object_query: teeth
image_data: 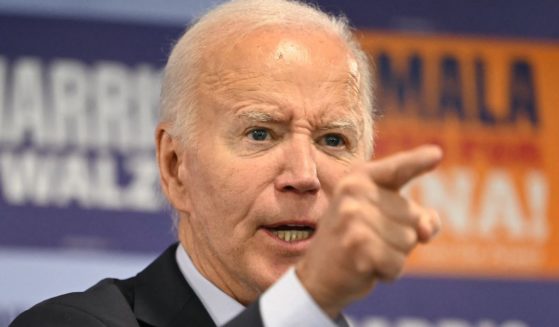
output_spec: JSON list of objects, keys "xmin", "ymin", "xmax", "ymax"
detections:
[{"xmin": 271, "ymin": 230, "xmax": 312, "ymax": 242}]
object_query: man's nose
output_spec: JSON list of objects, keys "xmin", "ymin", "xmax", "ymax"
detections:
[{"xmin": 275, "ymin": 137, "xmax": 320, "ymax": 194}]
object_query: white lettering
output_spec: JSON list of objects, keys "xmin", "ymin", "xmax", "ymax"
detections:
[
  {"xmin": 0, "ymin": 56, "xmax": 161, "ymax": 152},
  {"xmin": 417, "ymin": 168, "xmax": 473, "ymax": 235},
  {"xmin": 94, "ymin": 62, "xmax": 131, "ymax": 151},
  {"xmin": 350, "ymin": 316, "xmax": 530, "ymax": 327},
  {"xmin": 360, "ymin": 317, "xmax": 390, "ymax": 327},
  {"xmin": 129, "ymin": 65, "xmax": 160, "ymax": 150},
  {"xmin": 525, "ymin": 170, "xmax": 549, "ymax": 242},
  {"xmin": 438, "ymin": 319, "xmax": 471, "ymax": 327},
  {"xmin": 123, "ymin": 154, "xmax": 159, "ymax": 211},
  {"xmin": 91, "ymin": 150, "xmax": 122, "ymax": 209},
  {"xmin": 0, "ymin": 150, "xmax": 161, "ymax": 212},
  {"xmin": 412, "ymin": 168, "xmax": 548, "ymax": 242},
  {"xmin": 55, "ymin": 152, "xmax": 91, "ymax": 207},
  {"xmin": 478, "ymin": 170, "xmax": 524, "ymax": 239},
  {"xmin": 50, "ymin": 59, "xmax": 90, "ymax": 148},
  {"xmin": 477, "ymin": 320, "xmax": 498, "ymax": 327},
  {"xmin": 0, "ymin": 56, "xmax": 164, "ymax": 215},
  {"xmin": 501, "ymin": 321, "xmax": 528, "ymax": 327},
  {"xmin": 397, "ymin": 318, "xmax": 432, "ymax": 327},
  {"xmin": 0, "ymin": 151, "xmax": 55, "ymax": 205},
  {"xmin": 6, "ymin": 58, "xmax": 49, "ymax": 147}
]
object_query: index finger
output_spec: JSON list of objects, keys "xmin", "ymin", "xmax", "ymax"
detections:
[{"xmin": 367, "ymin": 145, "xmax": 443, "ymax": 190}]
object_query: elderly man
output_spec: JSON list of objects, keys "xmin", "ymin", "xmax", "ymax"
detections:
[{"xmin": 11, "ymin": 0, "xmax": 442, "ymax": 326}]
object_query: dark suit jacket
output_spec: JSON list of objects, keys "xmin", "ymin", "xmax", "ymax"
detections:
[{"xmin": 10, "ymin": 244, "xmax": 263, "ymax": 327}]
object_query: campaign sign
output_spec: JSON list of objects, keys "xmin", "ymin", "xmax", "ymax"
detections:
[
  {"xmin": 0, "ymin": 14, "xmax": 179, "ymax": 253},
  {"xmin": 357, "ymin": 31, "xmax": 559, "ymax": 279}
]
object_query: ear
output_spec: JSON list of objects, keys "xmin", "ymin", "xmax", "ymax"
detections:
[{"xmin": 155, "ymin": 123, "xmax": 191, "ymax": 213}]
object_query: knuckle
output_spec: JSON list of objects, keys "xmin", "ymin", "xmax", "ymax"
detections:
[
  {"xmin": 403, "ymin": 229, "xmax": 418, "ymax": 251},
  {"xmin": 404, "ymin": 228, "xmax": 417, "ymax": 250},
  {"xmin": 338, "ymin": 198, "xmax": 363, "ymax": 221},
  {"xmin": 384, "ymin": 163, "xmax": 400, "ymax": 183},
  {"xmin": 341, "ymin": 223, "xmax": 370, "ymax": 251},
  {"xmin": 335, "ymin": 179, "xmax": 355, "ymax": 196},
  {"xmin": 352, "ymin": 238, "xmax": 377, "ymax": 274},
  {"xmin": 335, "ymin": 174, "xmax": 368, "ymax": 197},
  {"xmin": 393, "ymin": 167, "xmax": 408, "ymax": 187},
  {"xmin": 355, "ymin": 256, "xmax": 374, "ymax": 275},
  {"xmin": 377, "ymin": 252, "xmax": 405, "ymax": 281}
]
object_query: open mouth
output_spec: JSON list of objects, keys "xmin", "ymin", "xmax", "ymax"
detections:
[{"xmin": 263, "ymin": 223, "xmax": 316, "ymax": 242}]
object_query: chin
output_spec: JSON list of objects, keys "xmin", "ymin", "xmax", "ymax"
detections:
[{"xmin": 252, "ymin": 257, "xmax": 297, "ymax": 291}]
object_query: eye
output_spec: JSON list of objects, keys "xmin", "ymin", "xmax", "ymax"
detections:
[
  {"xmin": 247, "ymin": 128, "xmax": 270, "ymax": 141},
  {"xmin": 320, "ymin": 133, "xmax": 346, "ymax": 147}
]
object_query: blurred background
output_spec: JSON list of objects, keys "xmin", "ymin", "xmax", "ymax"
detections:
[{"xmin": 1, "ymin": 0, "xmax": 558, "ymax": 326}]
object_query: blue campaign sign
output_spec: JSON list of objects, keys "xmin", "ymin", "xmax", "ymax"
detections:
[{"xmin": 0, "ymin": 14, "xmax": 179, "ymax": 252}]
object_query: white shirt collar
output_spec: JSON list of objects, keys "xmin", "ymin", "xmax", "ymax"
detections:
[{"xmin": 175, "ymin": 244, "xmax": 245, "ymax": 326}]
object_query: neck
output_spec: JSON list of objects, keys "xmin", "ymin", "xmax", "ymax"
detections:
[{"xmin": 177, "ymin": 217, "xmax": 260, "ymax": 305}]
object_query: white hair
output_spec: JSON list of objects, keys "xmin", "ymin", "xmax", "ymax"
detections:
[{"xmin": 159, "ymin": 0, "xmax": 375, "ymax": 155}]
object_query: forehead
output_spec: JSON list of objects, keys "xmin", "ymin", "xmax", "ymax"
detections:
[
  {"xmin": 214, "ymin": 26, "xmax": 359, "ymax": 83},
  {"xmin": 225, "ymin": 26, "xmax": 353, "ymax": 67},
  {"xmin": 197, "ymin": 25, "xmax": 363, "ymax": 123}
]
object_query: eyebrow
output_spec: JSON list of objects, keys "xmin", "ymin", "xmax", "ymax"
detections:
[
  {"xmin": 237, "ymin": 111, "xmax": 279, "ymax": 123},
  {"xmin": 320, "ymin": 118, "xmax": 358, "ymax": 131},
  {"xmin": 237, "ymin": 110, "xmax": 359, "ymax": 131}
]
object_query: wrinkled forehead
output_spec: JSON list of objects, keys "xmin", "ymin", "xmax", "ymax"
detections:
[
  {"xmin": 203, "ymin": 25, "xmax": 360, "ymax": 84},
  {"xmin": 192, "ymin": 25, "xmax": 365, "ymax": 133},
  {"xmin": 193, "ymin": 25, "xmax": 367, "ymax": 148}
]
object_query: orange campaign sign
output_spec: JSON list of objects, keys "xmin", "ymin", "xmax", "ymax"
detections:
[{"xmin": 357, "ymin": 31, "xmax": 559, "ymax": 279}]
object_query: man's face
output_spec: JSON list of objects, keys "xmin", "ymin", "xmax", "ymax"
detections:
[{"xmin": 175, "ymin": 27, "xmax": 368, "ymax": 303}]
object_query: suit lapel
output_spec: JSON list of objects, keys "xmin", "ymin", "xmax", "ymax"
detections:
[{"xmin": 132, "ymin": 244, "xmax": 216, "ymax": 327}]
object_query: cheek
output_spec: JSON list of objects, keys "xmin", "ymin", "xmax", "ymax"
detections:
[
  {"xmin": 187, "ymin": 153, "xmax": 278, "ymax": 224},
  {"xmin": 219, "ymin": 160, "xmax": 276, "ymax": 202},
  {"xmin": 316, "ymin": 155, "xmax": 354, "ymax": 195}
]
